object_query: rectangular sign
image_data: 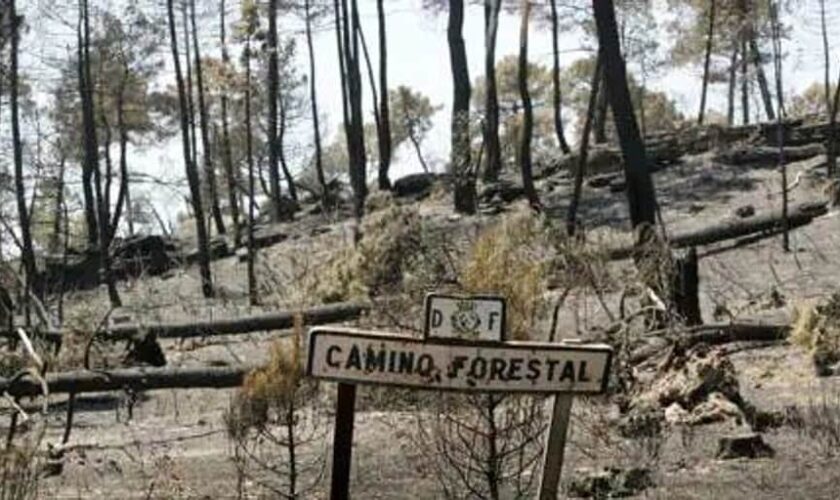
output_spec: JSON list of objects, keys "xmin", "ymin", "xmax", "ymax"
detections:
[
  {"xmin": 424, "ymin": 294, "xmax": 506, "ymax": 341},
  {"xmin": 307, "ymin": 328, "xmax": 612, "ymax": 394}
]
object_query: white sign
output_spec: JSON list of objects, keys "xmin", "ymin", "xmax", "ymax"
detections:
[
  {"xmin": 424, "ymin": 294, "xmax": 506, "ymax": 341},
  {"xmin": 307, "ymin": 328, "xmax": 612, "ymax": 394}
]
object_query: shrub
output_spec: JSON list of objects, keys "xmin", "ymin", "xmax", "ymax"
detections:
[
  {"xmin": 791, "ymin": 294, "xmax": 840, "ymax": 375},
  {"xmin": 460, "ymin": 212, "xmax": 550, "ymax": 340}
]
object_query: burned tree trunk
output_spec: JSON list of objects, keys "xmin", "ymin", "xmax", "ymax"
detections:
[
  {"xmin": 304, "ymin": 0, "xmax": 328, "ymax": 202},
  {"xmin": 593, "ymin": 0, "xmax": 657, "ymax": 229},
  {"xmin": 550, "ymin": 0, "xmax": 571, "ymax": 154},
  {"xmin": 727, "ymin": 44, "xmax": 738, "ymax": 126},
  {"xmin": 220, "ymin": 0, "xmax": 241, "ymax": 246},
  {"xmin": 191, "ymin": 0, "xmax": 226, "ymax": 234},
  {"xmin": 483, "ymin": 0, "xmax": 503, "ymax": 182},
  {"xmin": 167, "ymin": 0, "xmax": 214, "ymax": 298},
  {"xmin": 698, "ymin": 0, "xmax": 717, "ymax": 125},
  {"xmin": 376, "ymin": 0, "xmax": 393, "ymax": 191},
  {"xmin": 267, "ymin": 0, "xmax": 284, "ymax": 220},
  {"xmin": 517, "ymin": 0, "xmax": 539, "ymax": 210},
  {"xmin": 448, "ymin": 0, "xmax": 475, "ymax": 214}
]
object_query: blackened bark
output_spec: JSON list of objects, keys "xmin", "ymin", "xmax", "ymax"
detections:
[
  {"xmin": 594, "ymin": 70, "xmax": 609, "ymax": 144},
  {"xmin": 376, "ymin": 0, "xmax": 392, "ymax": 190},
  {"xmin": 10, "ymin": 1, "xmax": 36, "ymax": 294},
  {"xmin": 109, "ymin": 63, "xmax": 131, "ymax": 241},
  {"xmin": 278, "ymin": 97, "xmax": 296, "ymax": 205},
  {"xmin": 483, "ymin": 0, "xmax": 503, "ymax": 182},
  {"xmin": 305, "ymin": 0, "xmax": 328, "ymax": 200},
  {"xmin": 517, "ymin": 1, "xmax": 539, "ymax": 210},
  {"xmin": 567, "ymin": 52, "xmax": 603, "ymax": 236},
  {"xmin": 698, "ymin": 0, "xmax": 716, "ymax": 125},
  {"xmin": 245, "ymin": 37, "xmax": 257, "ymax": 306},
  {"xmin": 748, "ymin": 36, "xmax": 775, "ymax": 121},
  {"xmin": 267, "ymin": 0, "xmax": 284, "ymax": 220},
  {"xmin": 167, "ymin": 0, "xmax": 214, "ymax": 298},
  {"xmin": 219, "ymin": 0, "xmax": 240, "ymax": 246},
  {"xmin": 191, "ymin": 0, "xmax": 226, "ymax": 234},
  {"xmin": 741, "ymin": 37, "xmax": 749, "ymax": 125},
  {"xmin": 448, "ymin": 0, "xmax": 475, "ymax": 214},
  {"xmin": 549, "ymin": 0, "xmax": 571, "ymax": 154},
  {"xmin": 76, "ymin": 3, "xmax": 98, "ymax": 248},
  {"xmin": 593, "ymin": 0, "xmax": 657, "ymax": 228},
  {"xmin": 727, "ymin": 44, "xmax": 738, "ymax": 126},
  {"xmin": 50, "ymin": 156, "xmax": 67, "ymax": 254},
  {"xmin": 345, "ymin": 0, "xmax": 367, "ymax": 219}
]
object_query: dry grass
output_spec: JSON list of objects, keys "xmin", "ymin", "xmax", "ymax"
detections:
[
  {"xmin": 0, "ymin": 445, "xmax": 41, "ymax": 500},
  {"xmin": 460, "ymin": 212, "xmax": 550, "ymax": 341},
  {"xmin": 791, "ymin": 294, "xmax": 840, "ymax": 375}
]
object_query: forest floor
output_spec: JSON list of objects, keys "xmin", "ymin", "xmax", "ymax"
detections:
[{"xmin": 17, "ymin": 144, "xmax": 840, "ymax": 498}]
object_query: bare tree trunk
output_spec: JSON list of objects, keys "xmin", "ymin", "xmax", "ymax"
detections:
[
  {"xmin": 219, "ymin": 0, "xmax": 240, "ymax": 246},
  {"xmin": 698, "ymin": 0, "xmax": 717, "ymax": 125},
  {"xmin": 79, "ymin": 0, "xmax": 120, "ymax": 307},
  {"xmin": 449, "ymin": 0, "xmax": 475, "ymax": 214},
  {"xmin": 167, "ymin": 0, "xmax": 214, "ymax": 298},
  {"xmin": 517, "ymin": 0, "xmax": 539, "ymax": 210},
  {"xmin": 109, "ymin": 63, "xmax": 131, "ymax": 240},
  {"xmin": 741, "ymin": 36, "xmax": 750, "ymax": 125},
  {"xmin": 549, "ymin": 0, "xmax": 571, "ymax": 154},
  {"xmin": 821, "ymin": 0, "xmax": 831, "ymax": 114},
  {"xmin": 727, "ymin": 44, "xmax": 738, "ymax": 126},
  {"xmin": 593, "ymin": 0, "xmax": 657, "ymax": 228},
  {"xmin": 76, "ymin": 2, "xmax": 98, "ymax": 249},
  {"xmin": 345, "ymin": 0, "xmax": 367, "ymax": 219},
  {"xmin": 191, "ymin": 0, "xmax": 226, "ymax": 234},
  {"xmin": 594, "ymin": 70, "xmax": 609, "ymax": 144},
  {"xmin": 376, "ymin": 0, "xmax": 392, "ymax": 190},
  {"xmin": 278, "ymin": 96, "xmax": 296, "ymax": 205},
  {"xmin": 567, "ymin": 52, "xmax": 603, "ymax": 236},
  {"xmin": 483, "ymin": 0, "xmax": 503, "ymax": 182},
  {"xmin": 304, "ymin": 0, "xmax": 328, "ymax": 201},
  {"xmin": 50, "ymin": 155, "xmax": 67, "ymax": 254},
  {"xmin": 244, "ymin": 36, "xmax": 258, "ymax": 306},
  {"xmin": 267, "ymin": 0, "xmax": 284, "ymax": 220},
  {"xmin": 769, "ymin": 0, "xmax": 788, "ymax": 251},
  {"xmin": 181, "ymin": 2, "xmax": 199, "ymax": 219},
  {"xmin": 748, "ymin": 36, "xmax": 776, "ymax": 121},
  {"xmin": 10, "ymin": 0, "xmax": 36, "ymax": 298}
]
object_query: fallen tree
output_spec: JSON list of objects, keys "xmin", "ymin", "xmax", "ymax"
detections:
[
  {"xmin": 5, "ymin": 301, "xmax": 369, "ymax": 344},
  {"xmin": 0, "ymin": 364, "xmax": 257, "ymax": 398},
  {"xmin": 608, "ymin": 201, "xmax": 828, "ymax": 260}
]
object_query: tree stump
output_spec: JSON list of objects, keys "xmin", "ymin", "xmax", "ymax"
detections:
[
  {"xmin": 671, "ymin": 247, "xmax": 702, "ymax": 326},
  {"xmin": 716, "ymin": 433, "xmax": 774, "ymax": 459}
]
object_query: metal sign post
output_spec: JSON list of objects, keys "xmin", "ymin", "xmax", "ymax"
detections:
[{"xmin": 308, "ymin": 295, "xmax": 612, "ymax": 499}]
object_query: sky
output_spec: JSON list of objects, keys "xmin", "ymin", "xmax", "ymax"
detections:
[{"xmin": 13, "ymin": 0, "xmax": 840, "ymax": 234}]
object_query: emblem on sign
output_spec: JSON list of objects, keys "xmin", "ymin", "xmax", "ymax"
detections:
[
  {"xmin": 424, "ymin": 294, "xmax": 506, "ymax": 342},
  {"xmin": 451, "ymin": 300, "xmax": 482, "ymax": 336}
]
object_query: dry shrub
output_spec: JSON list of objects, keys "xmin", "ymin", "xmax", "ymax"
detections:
[
  {"xmin": 0, "ymin": 445, "xmax": 41, "ymax": 500},
  {"xmin": 791, "ymin": 294, "xmax": 840, "ymax": 375},
  {"xmin": 226, "ymin": 316, "xmax": 327, "ymax": 498},
  {"xmin": 314, "ymin": 205, "xmax": 423, "ymax": 303},
  {"xmin": 460, "ymin": 212, "xmax": 550, "ymax": 340}
]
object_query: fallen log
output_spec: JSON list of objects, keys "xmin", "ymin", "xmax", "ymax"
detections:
[
  {"xmin": 0, "ymin": 365, "xmax": 257, "ymax": 398},
  {"xmin": 4, "ymin": 301, "xmax": 369, "ymax": 344},
  {"xmin": 630, "ymin": 322, "xmax": 790, "ymax": 363},
  {"xmin": 608, "ymin": 201, "xmax": 827, "ymax": 260},
  {"xmin": 714, "ymin": 143, "xmax": 825, "ymax": 167}
]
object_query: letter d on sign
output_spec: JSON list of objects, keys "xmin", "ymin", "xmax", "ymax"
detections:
[{"xmin": 431, "ymin": 309, "xmax": 443, "ymax": 328}]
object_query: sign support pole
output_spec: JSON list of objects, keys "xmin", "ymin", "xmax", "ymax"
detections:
[
  {"xmin": 537, "ymin": 394, "xmax": 574, "ymax": 500},
  {"xmin": 330, "ymin": 383, "xmax": 357, "ymax": 500}
]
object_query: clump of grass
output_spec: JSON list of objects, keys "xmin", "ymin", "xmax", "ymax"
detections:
[
  {"xmin": 0, "ymin": 445, "xmax": 41, "ymax": 500},
  {"xmin": 460, "ymin": 212, "xmax": 550, "ymax": 341},
  {"xmin": 314, "ymin": 205, "xmax": 423, "ymax": 303},
  {"xmin": 227, "ymin": 319, "xmax": 305, "ymax": 439},
  {"xmin": 791, "ymin": 294, "xmax": 840, "ymax": 376},
  {"xmin": 787, "ymin": 390, "xmax": 840, "ymax": 457}
]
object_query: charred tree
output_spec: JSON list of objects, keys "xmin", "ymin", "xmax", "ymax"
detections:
[
  {"xmin": 448, "ymin": 0, "xmax": 475, "ymax": 214},
  {"xmin": 220, "ymin": 0, "xmax": 241, "ymax": 246},
  {"xmin": 727, "ymin": 44, "xmax": 738, "ymax": 126},
  {"xmin": 167, "ymin": 0, "xmax": 214, "ymax": 298},
  {"xmin": 483, "ymin": 0, "xmax": 503, "ymax": 182},
  {"xmin": 76, "ymin": 2, "xmax": 98, "ymax": 249},
  {"xmin": 549, "ymin": 0, "xmax": 571, "ymax": 154},
  {"xmin": 376, "ymin": 0, "xmax": 393, "ymax": 190},
  {"xmin": 592, "ymin": 0, "xmax": 657, "ymax": 229},
  {"xmin": 304, "ymin": 0, "xmax": 328, "ymax": 203},
  {"xmin": 698, "ymin": 0, "xmax": 717, "ymax": 125},
  {"xmin": 517, "ymin": 1, "xmax": 539, "ymax": 210},
  {"xmin": 245, "ymin": 36, "xmax": 257, "ymax": 306},
  {"xmin": 267, "ymin": 0, "xmax": 285, "ymax": 220},
  {"xmin": 191, "ymin": 0, "xmax": 226, "ymax": 234},
  {"xmin": 10, "ymin": 0, "xmax": 36, "ymax": 298}
]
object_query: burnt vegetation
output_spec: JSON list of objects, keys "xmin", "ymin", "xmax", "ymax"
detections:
[{"xmin": 0, "ymin": 0, "xmax": 839, "ymax": 498}]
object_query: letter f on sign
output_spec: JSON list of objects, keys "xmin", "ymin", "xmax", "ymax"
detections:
[{"xmin": 488, "ymin": 311, "xmax": 500, "ymax": 332}]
